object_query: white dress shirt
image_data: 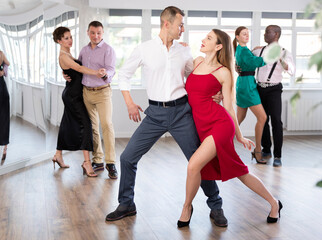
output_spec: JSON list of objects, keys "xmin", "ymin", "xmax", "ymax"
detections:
[
  {"xmin": 253, "ymin": 46, "xmax": 295, "ymax": 83},
  {"xmin": 118, "ymin": 37, "xmax": 193, "ymax": 101}
]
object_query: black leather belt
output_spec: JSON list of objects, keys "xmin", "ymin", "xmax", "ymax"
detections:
[
  {"xmin": 149, "ymin": 95, "xmax": 188, "ymax": 107},
  {"xmin": 240, "ymin": 71, "xmax": 255, "ymax": 76}
]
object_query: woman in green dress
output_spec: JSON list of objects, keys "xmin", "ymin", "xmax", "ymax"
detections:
[{"xmin": 233, "ymin": 26, "xmax": 267, "ymax": 164}]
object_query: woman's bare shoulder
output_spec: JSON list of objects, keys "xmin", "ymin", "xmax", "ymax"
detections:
[{"xmin": 193, "ymin": 56, "xmax": 204, "ymax": 66}]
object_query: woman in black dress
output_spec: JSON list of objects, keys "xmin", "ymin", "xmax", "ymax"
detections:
[
  {"xmin": 53, "ymin": 27, "xmax": 106, "ymax": 177},
  {"xmin": 0, "ymin": 50, "xmax": 10, "ymax": 161}
]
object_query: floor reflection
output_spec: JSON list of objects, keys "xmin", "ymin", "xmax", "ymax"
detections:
[{"xmin": 0, "ymin": 116, "xmax": 46, "ymax": 165}]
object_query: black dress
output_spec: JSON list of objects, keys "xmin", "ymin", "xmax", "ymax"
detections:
[
  {"xmin": 0, "ymin": 62, "xmax": 9, "ymax": 146},
  {"xmin": 57, "ymin": 60, "xmax": 93, "ymax": 151}
]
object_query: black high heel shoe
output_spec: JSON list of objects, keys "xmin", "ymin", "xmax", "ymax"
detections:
[
  {"xmin": 251, "ymin": 151, "xmax": 267, "ymax": 164},
  {"xmin": 267, "ymin": 200, "xmax": 283, "ymax": 223},
  {"xmin": 177, "ymin": 205, "xmax": 193, "ymax": 228},
  {"xmin": 1, "ymin": 146, "xmax": 7, "ymax": 161}
]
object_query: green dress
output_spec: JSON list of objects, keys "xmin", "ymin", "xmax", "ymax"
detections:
[{"xmin": 235, "ymin": 45, "xmax": 265, "ymax": 108}]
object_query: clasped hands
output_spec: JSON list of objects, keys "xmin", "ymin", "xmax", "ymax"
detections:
[
  {"xmin": 63, "ymin": 68, "xmax": 107, "ymax": 82},
  {"xmin": 97, "ymin": 68, "xmax": 107, "ymax": 79}
]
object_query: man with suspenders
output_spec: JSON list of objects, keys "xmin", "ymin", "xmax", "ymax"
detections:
[{"xmin": 253, "ymin": 25, "xmax": 295, "ymax": 167}]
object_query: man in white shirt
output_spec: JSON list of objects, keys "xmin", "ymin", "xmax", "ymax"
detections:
[
  {"xmin": 106, "ymin": 6, "xmax": 227, "ymax": 227},
  {"xmin": 253, "ymin": 25, "xmax": 295, "ymax": 167}
]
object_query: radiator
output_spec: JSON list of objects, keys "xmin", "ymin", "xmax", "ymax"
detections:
[{"xmin": 287, "ymin": 99, "xmax": 322, "ymax": 131}]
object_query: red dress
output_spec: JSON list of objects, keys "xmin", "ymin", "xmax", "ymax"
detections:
[{"xmin": 186, "ymin": 65, "xmax": 249, "ymax": 181}]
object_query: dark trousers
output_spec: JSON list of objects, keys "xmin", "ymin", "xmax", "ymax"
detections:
[
  {"xmin": 257, "ymin": 83, "xmax": 283, "ymax": 158},
  {"xmin": 118, "ymin": 102, "xmax": 223, "ymax": 210}
]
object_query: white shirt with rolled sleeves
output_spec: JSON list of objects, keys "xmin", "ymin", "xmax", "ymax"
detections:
[
  {"xmin": 253, "ymin": 46, "xmax": 295, "ymax": 83},
  {"xmin": 118, "ymin": 36, "xmax": 193, "ymax": 102}
]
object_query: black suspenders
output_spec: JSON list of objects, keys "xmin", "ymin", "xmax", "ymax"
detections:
[{"xmin": 258, "ymin": 46, "xmax": 284, "ymax": 82}]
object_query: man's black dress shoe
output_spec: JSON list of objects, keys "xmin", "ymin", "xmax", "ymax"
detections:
[
  {"xmin": 106, "ymin": 164, "xmax": 118, "ymax": 179},
  {"xmin": 105, "ymin": 204, "xmax": 137, "ymax": 221},
  {"xmin": 92, "ymin": 162, "xmax": 104, "ymax": 171},
  {"xmin": 267, "ymin": 200, "xmax": 283, "ymax": 223},
  {"xmin": 210, "ymin": 209, "xmax": 228, "ymax": 227},
  {"xmin": 177, "ymin": 205, "xmax": 193, "ymax": 228},
  {"xmin": 273, "ymin": 158, "xmax": 282, "ymax": 167}
]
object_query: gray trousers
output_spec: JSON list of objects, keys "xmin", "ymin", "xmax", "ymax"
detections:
[{"xmin": 118, "ymin": 102, "xmax": 223, "ymax": 210}]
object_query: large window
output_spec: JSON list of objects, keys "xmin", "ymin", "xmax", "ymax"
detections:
[
  {"xmin": 187, "ymin": 11, "xmax": 218, "ymax": 26},
  {"xmin": 261, "ymin": 12, "xmax": 293, "ymax": 27},
  {"xmin": 296, "ymin": 32, "xmax": 321, "ymax": 83},
  {"xmin": 0, "ymin": 16, "xmax": 44, "ymax": 85},
  {"xmin": 107, "ymin": 9, "xmax": 142, "ymax": 86},
  {"xmin": 44, "ymin": 11, "xmax": 79, "ymax": 84},
  {"xmin": 104, "ymin": 9, "xmax": 321, "ymax": 88},
  {"xmin": 295, "ymin": 13, "xmax": 321, "ymax": 84},
  {"xmin": 3, "ymin": 10, "xmax": 318, "ymax": 88}
]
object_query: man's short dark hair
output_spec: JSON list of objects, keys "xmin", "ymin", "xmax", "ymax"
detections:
[
  {"xmin": 267, "ymin": 25, "xmax": 281, "ymax": 40},
  {"xmin": 160, "ymin": 6, "xmax": 185, "ymax": 27},
  {"xmin": 88, "ymin": 21, "xmax": 104, "ymax": 30}
]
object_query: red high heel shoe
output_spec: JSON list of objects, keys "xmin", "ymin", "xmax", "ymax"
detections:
[
  {"xmin": 52, "ymin": 155, "xmax": 70, "ymax": 169},
  {"xmin": 81, "ymin": 161, "xmax": 97, "ymax": 177}
]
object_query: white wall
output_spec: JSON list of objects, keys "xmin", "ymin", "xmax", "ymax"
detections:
[
  {"xmin": 89, "ymin": 0, "xmax": 312, "ymax": 12},
  {"xmin": 48, "ymin": 85, "xmax": 322, "ymax": 138},
  {"xmin": 11, "ymin": 81, "xmax": 46, "ymax": 133}
]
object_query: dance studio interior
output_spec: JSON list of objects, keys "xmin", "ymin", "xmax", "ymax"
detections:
[{"xmin": 0, "ymin": 0, "xmax": 321, "ymax": 239}]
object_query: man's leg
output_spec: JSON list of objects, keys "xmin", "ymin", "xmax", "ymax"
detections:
[
  {"xmin": 106, "ymin": 108, "xmax": 167, "ymax": 221},
  {"xmin": 268, "ymin": 84, "xmax": 283, "ymax": 166},
  {"xmin": 95, "ymin": 87, "xmax": 117, "ymax": 178},
  {"xmin": 83, "ymin": 88, "xmax": 104, "ymax": 165},
  {"xmin": 258, "ymin": 86, "xmax": 272, "ymax": 156},
  {"xmin": 168, "ymin": 103, "xmax": 226, "ymax": 226}
]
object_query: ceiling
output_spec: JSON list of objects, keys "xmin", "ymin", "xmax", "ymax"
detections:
[{"xmin": 0, "ymin": 0, "xmax": 42, "ymax": 16}]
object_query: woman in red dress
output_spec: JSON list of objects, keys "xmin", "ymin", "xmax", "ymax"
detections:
[{"xmin": 177, "ymin": 29, "xmax": 282, "ymax": 228}]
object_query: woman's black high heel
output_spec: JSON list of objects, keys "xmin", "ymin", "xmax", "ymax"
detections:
[
  {"xmin": 251, "ymin": 151, "xmax": 267, "ymax": 164},
  {"xmin": 1, "ymin": 146, "xmax": 7, "ymax": 161},
  {"xmin": 267, "ymin": 200, "xmax": 283, "ymax": 223},
  {"xmin": 177, "ymin": 205, "xmax": 193, "ymax": 228}
]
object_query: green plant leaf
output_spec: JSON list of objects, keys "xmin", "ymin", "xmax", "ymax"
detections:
[
  {"xmin": 295, "ymin": 75, "xmax": 304, "ymax": 83},
  {"xmin": 308, "ymin": 51, "xmax": 322, "ymax": 72},
  {"xmin": 316, "ymin": 180, "xmax": 322, "ymax": 187},
  {"xmin": 290, "ymin": 91, "xmax": 301, "ymax": 115},
  {"xmin": 308, "ymin": 101, "xmax": 322, "ymax": 115}
]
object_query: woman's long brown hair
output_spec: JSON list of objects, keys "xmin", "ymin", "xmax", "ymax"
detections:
[
  {"xmin": 212, "ymin": 29, "xmax": 235, "ymax": 94},
  {"xmin": 233, "ymin": 26, "xmax": 247, "ymax": 53}
]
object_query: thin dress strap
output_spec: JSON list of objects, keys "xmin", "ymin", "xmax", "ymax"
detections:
[
  {"xmin": 192, "ymin": 61, "xmax": 203, "ymax": 73},
  {"xmin": 210, "ymin": 65, "xmax": 224, "ymax": 74}
]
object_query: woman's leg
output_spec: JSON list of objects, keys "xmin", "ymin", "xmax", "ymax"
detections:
[
  {"xmin": 237, "ymin": 106, "xmax": 248, "ymax": 125},
  {"xmin": 249, "ymin": 104, "xmax": 267, "ymax": 158},
  {"xmin": 238, "ymin": 173, "xmax": 279, "ymax": 218},
  {"xmin": 81, "ymin": 150, "xmax": 97, "ymax": 177},
  {"xmin": 179, "ymin": 135, "xmax": 217, "ymax": 222},
  {"xmin": 83, "ymin": 150, "xmax": 90, "ymax": 161},
  {"xmin": 53, "ymin": 150, "xmax": 69, "ymax": 168}
]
